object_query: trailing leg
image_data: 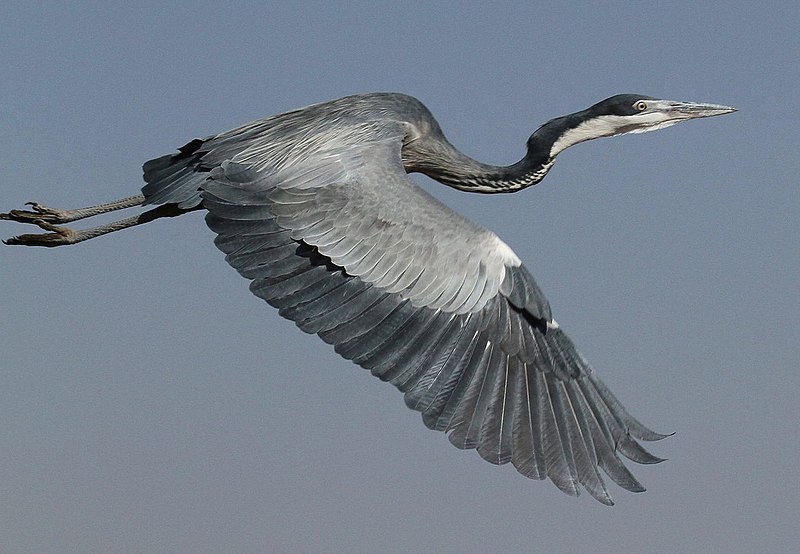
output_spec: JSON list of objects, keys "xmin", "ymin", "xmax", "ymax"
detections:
[
  {"xmin": 1, "ymin": 194, "xmax": 146, "ymax": 225},
  {"xmin": 2, "ymin": 202, "xmax": 201, "ymax": 247}
]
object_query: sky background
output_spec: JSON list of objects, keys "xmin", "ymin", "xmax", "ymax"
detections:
[{"xmin": 1, "ymin": 1, "xmax": 798, "ymax": 552}]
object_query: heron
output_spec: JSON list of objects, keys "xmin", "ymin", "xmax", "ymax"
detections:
[{"xmin": 1, "ymin": 93, "xmax": 735, "ymax": 504}]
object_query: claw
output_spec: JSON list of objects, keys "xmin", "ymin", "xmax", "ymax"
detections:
[{"xmin": 0, "ymin": 203, "xmax": 71, "ymax": 224}]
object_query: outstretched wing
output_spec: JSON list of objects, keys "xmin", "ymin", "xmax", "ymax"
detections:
[{"xmin": 160, "ymin": 116, "xmax": 668, "ymax": 505}]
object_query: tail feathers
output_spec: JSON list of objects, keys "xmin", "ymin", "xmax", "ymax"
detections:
[{"xmin": 141, "ymin": 138, "xmax": 210, "ymax": 208}]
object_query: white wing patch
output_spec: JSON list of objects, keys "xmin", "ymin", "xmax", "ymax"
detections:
[{"xmin": 492, "ymin": 235, "xmax": 522, "ymax": 267}]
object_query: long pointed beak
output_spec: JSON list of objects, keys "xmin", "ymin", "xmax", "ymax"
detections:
[{"xmin": 657, "ymin": 100, "xmax": 738, "ymax": 119}]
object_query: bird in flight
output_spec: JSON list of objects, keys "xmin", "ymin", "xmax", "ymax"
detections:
[{"xmin": 1, "ymin": 93, "xmax": 735, "ymax": 504}]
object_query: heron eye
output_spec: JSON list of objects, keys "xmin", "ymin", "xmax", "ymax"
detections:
[{"xmin": 635, "ymin": 101, "xmax": 648, "ymax": 111}]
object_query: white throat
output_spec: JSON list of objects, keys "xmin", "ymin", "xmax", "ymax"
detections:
[{"xmin": 549, "ymin": 113, "xmax": 680, "ymax": 158}]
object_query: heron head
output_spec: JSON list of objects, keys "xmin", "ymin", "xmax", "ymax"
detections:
[{"xmin": 531, "ymin": 94, "xmax": 737, "ymax": 158}]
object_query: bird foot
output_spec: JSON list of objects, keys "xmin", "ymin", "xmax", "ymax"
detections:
[
  {"xmin": 2, "ymin": 219, "xmax": 79, "ymax": 247},
  {"xmin": 0, "ymin": 202, "xmax": 74, "ymax": 224}
]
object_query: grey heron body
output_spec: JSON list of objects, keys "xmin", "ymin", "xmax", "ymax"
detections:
[{"xmin": 1, "ymin": 93, "xmax": 735, "ymax": 504}]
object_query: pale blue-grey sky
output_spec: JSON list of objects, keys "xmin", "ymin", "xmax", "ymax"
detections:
[{"xmin": 1, "ymin": 1, "xmax": 798, "ymax": 552}]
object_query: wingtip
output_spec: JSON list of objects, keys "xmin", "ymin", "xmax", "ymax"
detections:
[
  {"xmin": 599, "ymin": 496, "xmax": 615, "ymax": 506},
  {"xmin": 618, "ymin": 436, "xmax": 666, "ymax": 465},
  {"xmin": 639, "ymin": 429, "xmax": 674, "ymax": 442},
  {"xmin": 587, "ymin": 484, "xmax": 615, "ymax": 506}
]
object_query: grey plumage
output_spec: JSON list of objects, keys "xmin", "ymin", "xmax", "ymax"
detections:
[
  {"xmin": 2, "ymin": 91, "xmax": 736, "ymax": 504},
  {"xmin": 181, "ymin": 93, "xmax": 664, "ymax": 505}
]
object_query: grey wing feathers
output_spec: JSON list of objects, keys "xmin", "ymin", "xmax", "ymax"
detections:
[
  {"xmin": 201, "ymin": 170, "xmax": 663, "ymax": 504},
  {"xmin": 144, "ymin": 96, "xmax": 666, "ymax": 503},
  {"xmin": 141, "ymin": 93, "xmax": 421, "ymax": 209}
]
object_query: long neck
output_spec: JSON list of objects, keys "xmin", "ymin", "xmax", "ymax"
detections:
[{"xmin": 403, "ymin": 130, "xmax": 558, "ymax": 194}]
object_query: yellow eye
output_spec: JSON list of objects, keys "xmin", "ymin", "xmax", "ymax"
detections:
[{"xmin": 635, "ymin": 101, "xmax": 648, "ymax": 111}]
